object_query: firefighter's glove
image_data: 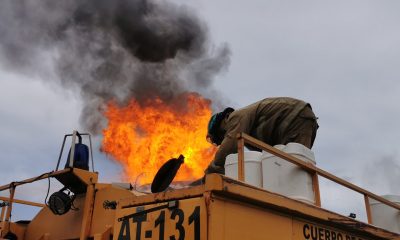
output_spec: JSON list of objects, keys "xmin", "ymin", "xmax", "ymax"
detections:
[{"xmin": 205, "ymin": 162, "xmax": 225, "ymax": 175}]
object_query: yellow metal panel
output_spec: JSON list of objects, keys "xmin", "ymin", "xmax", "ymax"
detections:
[
  {"xmin": 90, "ymin": 184, "xmax": 139, "ymax": 236},
  {"xmin": 80, "ymin": 184, "xmax": 95, "ymax": 240},
  {"xmin": 114, "ymin": 197, "xmax": 206, "ymax": 240},
  {"xmin": 208, "ymin": 196, "xmax": 292, "ymax": 240},
  {"xmin": 25, "ymin": 195, "xmax": 86, "ymax": 240},
  {"xmin": 73, "ymin": 168, "xmax": 98, "ymax": 185},
  {"xmin": 9, "ymin": 222, "xmax": 28, "ymax": 240},
  {"xmin": 116, "ymin": 174, "xmax": 400, "ymax": 240},
  {"xmin": 94, "ymin": 227, "xmax": 112, "ymax": 240}
]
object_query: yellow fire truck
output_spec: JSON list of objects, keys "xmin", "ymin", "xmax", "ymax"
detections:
[{"xmin": 0, "ymin": 131, "xmax": 399, "ymax": 240}]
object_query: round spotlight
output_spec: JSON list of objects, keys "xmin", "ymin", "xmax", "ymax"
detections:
[{"xmin": 48, "ymin": 190, "xmax": 73, "ymax": 215}]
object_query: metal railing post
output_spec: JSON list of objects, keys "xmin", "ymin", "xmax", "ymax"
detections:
[
  {"xmin": 3, "ymin": 186, "xmax": 15, "ymax": 235},
  {"xmin": 0, "ymin": 203, "xmax": 6, "ymax": 221},
  {"xmin": 88, "ymin": 134, "xmax": 94, "ymax": 171},
  {"xmin": 364, "ymin": 195, "xmax": 373, "ymax": 224},
  {"xmin": 56, "ymin": 135, "xmax": 68, "ymax": 171},
  {"xmin": 69, "ymin": 130, "xmax": 78, "ymax": 168},
  {"xmin": 237, "ymin": 133, "xmax": 245, "ymax": 181},
  {"xmin": 312, "ymin": 173, "xmax": 321, "ymax": 206}
]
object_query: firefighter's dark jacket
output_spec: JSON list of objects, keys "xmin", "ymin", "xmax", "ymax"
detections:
[{"xmin": 212, "ymin": 97, "xmax": 311, "ymax": 167}]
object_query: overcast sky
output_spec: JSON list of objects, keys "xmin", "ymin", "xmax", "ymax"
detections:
[{"xmin": 1, "ymin": 0, "xmax": 400, "ymax": 222}]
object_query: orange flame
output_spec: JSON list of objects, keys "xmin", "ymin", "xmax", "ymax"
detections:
[{"xmin": 101, "ymin": 93, "xmax": 216, "ymax": 184}]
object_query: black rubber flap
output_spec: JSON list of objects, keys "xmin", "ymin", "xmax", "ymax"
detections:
[{"xmin": 151, "ymin": 155, "xmax": 184, "ymax": 193}]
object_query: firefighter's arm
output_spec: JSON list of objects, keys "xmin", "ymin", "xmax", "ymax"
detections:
[
  {"xmin": 207, "ymin": 114, "xmax": 252, "ymax": 173},
  {"xmin": 212, "ymin": 135, "xmax": 238, "ymax": 168}
]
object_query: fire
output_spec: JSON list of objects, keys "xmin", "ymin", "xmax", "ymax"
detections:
[{"xmin": 101, "ymin": 93, "xmax": 217, "ymax": 184}]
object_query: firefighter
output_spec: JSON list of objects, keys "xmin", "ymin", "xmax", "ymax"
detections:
[{"xmin": 205, "ymin": 97, "xmax": 319, "ymax": 174}]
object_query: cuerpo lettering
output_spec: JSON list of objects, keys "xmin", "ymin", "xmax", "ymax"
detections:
[
  {"xmin": 303, "ymin": 224, "xmax": 365, "ymax": 240},
  {"xmin": 303, "ymin": 224, "xmax": 343, "ymax": 240}
]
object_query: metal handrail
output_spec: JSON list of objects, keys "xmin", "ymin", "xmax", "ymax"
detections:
[
  {"xmin": 0, "ymin": 169, "xmax": 70, "ymax": 236},
  {"xmin": 0, "ymin": 196, "xmax": 44, "ymax": 232},
  {"xmin": 0, "ymin": 197, "xmax": 45, "ymax": 208},
  {"xmin": 236, "ymin": 133, "xmax": 400, "ymax": 224},
  {"xmin": 0, "ymin": 169, "xmax": 70, "ymax": 192}
]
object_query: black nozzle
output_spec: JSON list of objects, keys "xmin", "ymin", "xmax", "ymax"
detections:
[{"xmin": 151, "ymin": 155, "xmax": 185, "ymax": 193}]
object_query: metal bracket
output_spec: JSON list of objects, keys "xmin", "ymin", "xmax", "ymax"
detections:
[{"xmin": 55, "ymin": 130, "xmax": 95, "ymax": 172}]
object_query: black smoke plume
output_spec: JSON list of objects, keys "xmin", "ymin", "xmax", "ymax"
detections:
[{"xmin": 0, "ymin": 0, "xmax": 230, "ymax": 133}]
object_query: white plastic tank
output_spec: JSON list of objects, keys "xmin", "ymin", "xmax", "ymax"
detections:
[
  {"xmin": 261, "ymin": 142, "xmax": 316, "ymax": 204},
  {"xmin": 369, "ymin": 195, "xmax": 400, "ymax": 233},
  {"xmin": 225, "ymin": 151, "xmax": 263, "ymax": 188}
]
